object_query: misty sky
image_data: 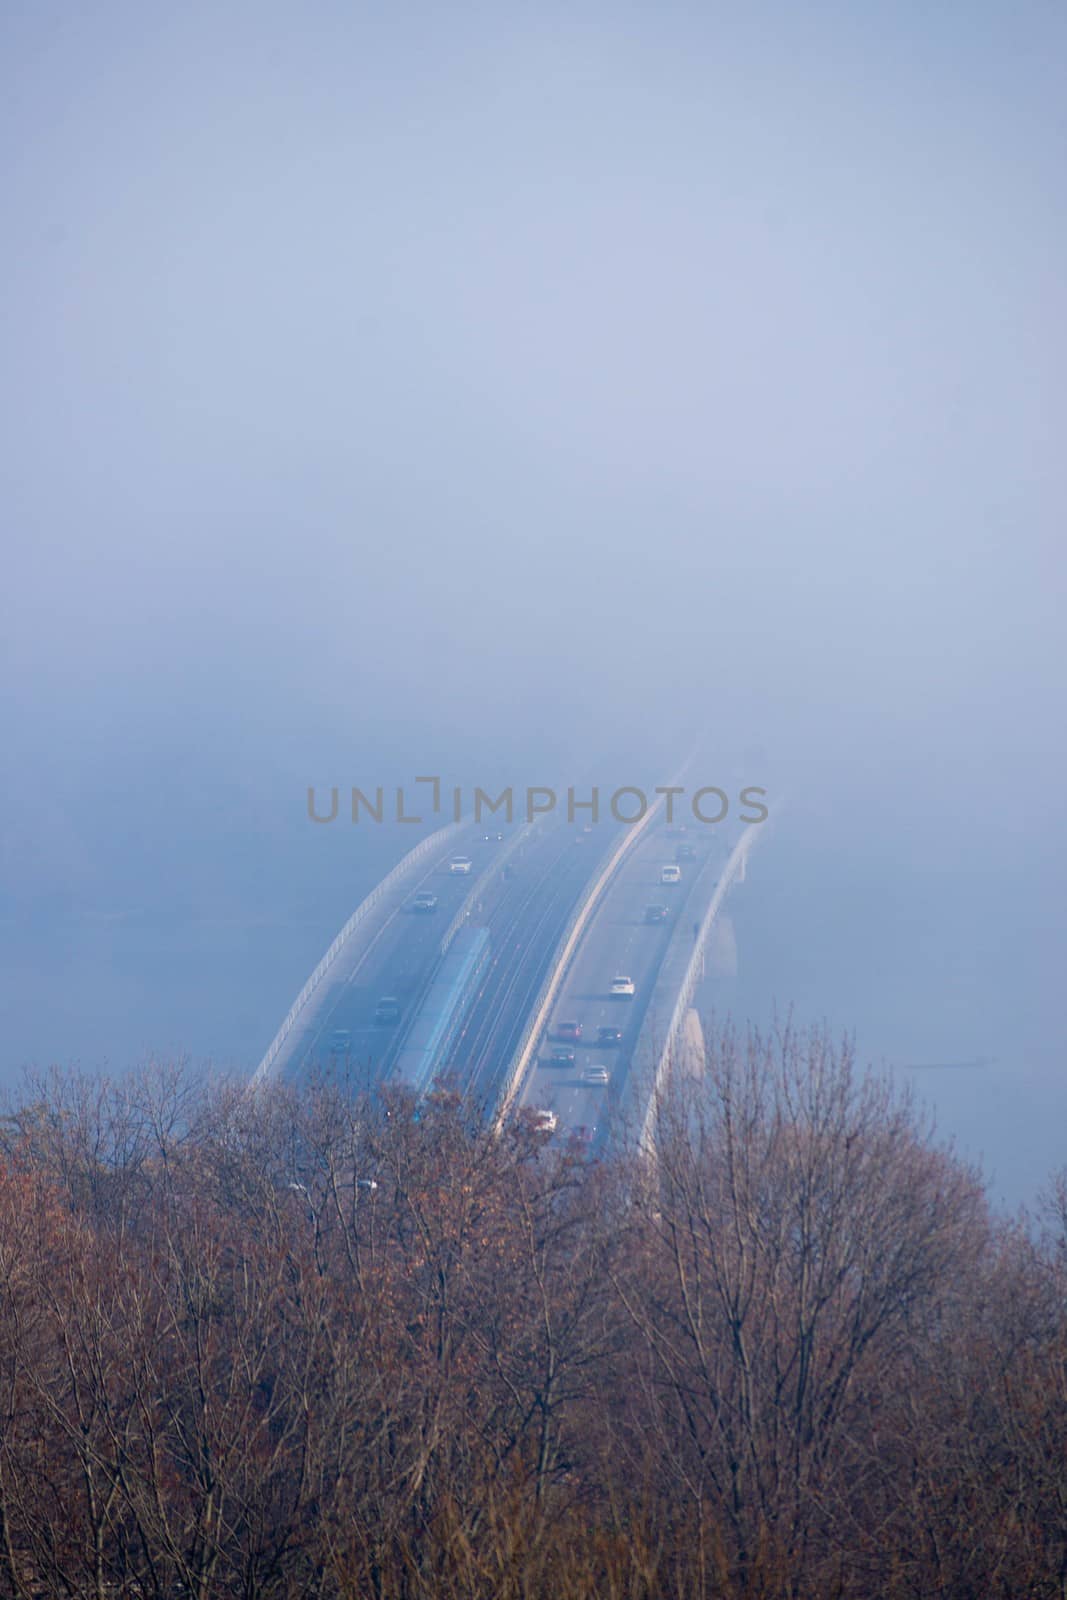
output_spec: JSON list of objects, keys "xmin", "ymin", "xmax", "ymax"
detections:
[{"xmin": 2, "ymin": 3, "xmax": 1065, "ymax": 1204}]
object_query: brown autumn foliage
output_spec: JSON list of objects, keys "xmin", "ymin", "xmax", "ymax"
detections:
[{"xmin": 0, "ymin": 1028, "xmax": 1063, "ymax": 1599}]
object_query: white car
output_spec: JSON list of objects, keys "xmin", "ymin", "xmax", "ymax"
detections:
[
  {"xmin": 581, "ymin": 1064, "xmax": 610, "ymax": 1086},
  {"xmin": 660, "ymin": 864, "xmax": 682, "ymax": 885},
  {"xmin": 609, "ymin": 975, "xmax": 635, "ymax": 999},
  {"xmin": 531, "ymin": 1108, "xmax": 558, "ymax": 1134},
  {"xmin": 449, "ymin": 855, "xmax": 473, "ymax": 875}
]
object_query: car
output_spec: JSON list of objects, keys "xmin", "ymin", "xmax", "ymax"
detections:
[
  {"xmin": 449, "ymin": 855, "xmax": 473, "ymax": 875},
  {"xmin": 676, "ymin": 842, "xmax": 696, "ymax": 861},
  {"xmin": 530, "ymin": 1108, "xmax": 558, "ymax": 1134},
  {"xmin": 482, "ymin": 831, "xmax": 504, "ymax": 842},
  {"xmin": 609, "ymin": 976, "xmax": 636, "ymax": 999},
  {"xmin": 356, "ymin": 1177, "xmax": 379, "ymax": 1192},
  {"xmin": 547, "ymin": 1046, "xmax": 576, "ymax": 1067},
  {"xmin": 555, "ymin": 1020, "xmax": 583, "ymax": 1042},
  {"xmin": 570, "ymin": 1124, "xmax": 597, "ymax": 1148},
  {"xmin": 661, "ymin": 864, "xmax": 682, "ymax": 885},
  {"xmin": 645, "ymin": 904, "xmax": 669, "ymax": 924},
  {"xmin": 581, "ymin": 1064, "xmax": 610, "ymax": 1086},
  {"xmin": 411, "ymin": 891, "xmax": 438, "ymax": 912},
  {"xmin": 329, "ymin": 1029, "xmax": 351, "ymax": 1055},
  {"xmin": 374, "ymin": 996, "xmax": 401, "ymax": 1024},
  {"xmin": 596, "ymin": 1025, "xmax": 623, "ymax": 1047}
]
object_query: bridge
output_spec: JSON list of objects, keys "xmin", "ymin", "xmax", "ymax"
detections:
[{"xmin": 253, "ymin": 781, "xmax": 766, "ymax": 1152}]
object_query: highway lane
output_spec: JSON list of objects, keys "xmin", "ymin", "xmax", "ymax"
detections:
[
  {"xmin": 518, "ymin": 818, "xmax": 732, "ymax": 1150},
  {"xmin": 446, "ymin": 822, "xmax": 624, "ymax": 1109},
  {"xmin": 281, "ymin": 825, "xmax": 503, "ymax": 1084}
]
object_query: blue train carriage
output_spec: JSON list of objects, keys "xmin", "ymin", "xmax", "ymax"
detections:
[{"xmin": 391, "ymin": 926, "xmax": 491, "ymax": 1099}]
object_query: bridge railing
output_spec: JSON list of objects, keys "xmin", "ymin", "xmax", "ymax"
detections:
[
  {"xmin": 251, "ymin": 819, "xmax": 464, "ymax": 1087},
  {"xmin": 638, "ymin": 820, "xmax": 764, "ymax": 1153}
]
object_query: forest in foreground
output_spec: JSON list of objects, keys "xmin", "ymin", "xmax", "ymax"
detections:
[{"xmin": 0, "ymin": 1028, "xmax": 1064, "ymax": 1600}]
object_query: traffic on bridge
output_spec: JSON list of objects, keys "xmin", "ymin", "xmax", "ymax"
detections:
[{"xmin": 256, "ymin": 778, "xmax": 763, "ymax": 1151}]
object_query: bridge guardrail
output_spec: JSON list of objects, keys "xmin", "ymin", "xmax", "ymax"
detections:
[
  {"xmin": 251, "ymin": 819, "xmax": 465, "ymax": 1087},
  {"xmin": 638, "ymin": 818, "xmax": 766, "ymax": 1153}
]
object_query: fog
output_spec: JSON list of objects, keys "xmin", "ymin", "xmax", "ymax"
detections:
[{"xmin": 2, "ymin": 2, "xmax": 1064, "ymax": 1204}]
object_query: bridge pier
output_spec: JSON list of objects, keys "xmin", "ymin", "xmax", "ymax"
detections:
[{"xmin": 680, "ymin": 1008, "xmax": 706, "ymax": 1079}]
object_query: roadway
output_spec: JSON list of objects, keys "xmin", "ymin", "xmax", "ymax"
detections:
[
  {"xmin": 516, "ymin": 816, "xmax": 733, "ymax": 1150},
  {"xmin": 280, "ymin": 823, "xmax": 504, "ymax": 1085},
  {"xmin": 444, "ymin": 821, "xmax": 625, "ymax": 1110},
  {"xmin": 265, "ymin": 785, "xmax": 754, "ymax": 1135}
]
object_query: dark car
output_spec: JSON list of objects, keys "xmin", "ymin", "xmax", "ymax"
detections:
[
  {"xmin": 411, "ymin": 891, "xmax": 438, "ymax": 912},
  {"xmin": 548, "ymin": 1046, "xmax": 576, "ymax": 1067},
  {"xmin": 645, "ymin": 904, "xmax": 669, "ymax": 924},
  {"xmin": 676, "ymin": 842, "xmax": 696, "ymax": 861},
  {"xmin": 597, "ymin": 1025, "xmax": 623, "ymax": 1047},
  {"xmin": 374, "ymin": 996, "xmax": 401, "ymax": 1025},
  {"xmin": 570, "ymin": 1125, "xmax": 597, "ymax": 1150},
  {"xmin": 555, "ymin": 1020, "xmax": 583, "ymax": 1043}
]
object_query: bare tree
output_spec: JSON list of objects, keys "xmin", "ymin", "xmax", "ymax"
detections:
[
  {"xmin": 617, "ymin": 1021, "xmax": 989, "ymax": 1598},
  {"xmin": 0, "ymin": 1054, "xmax": 1064, "ymax": 1599}
]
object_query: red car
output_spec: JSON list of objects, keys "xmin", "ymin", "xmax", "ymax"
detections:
[{"xmin": 554, "ymin": 1020, "xmax": 583, "ymax": 1043}]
